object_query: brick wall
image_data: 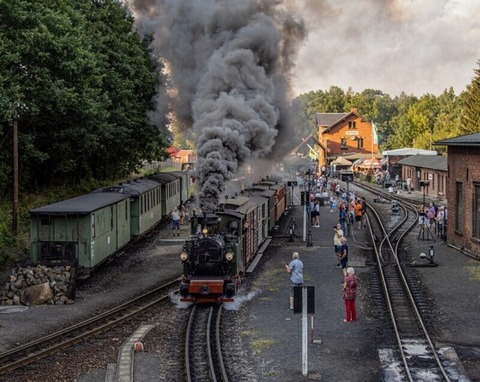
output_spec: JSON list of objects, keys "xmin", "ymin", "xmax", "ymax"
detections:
[{"xmin": 447, "ymin": 146, "xmax": 480, "ymax": 254}]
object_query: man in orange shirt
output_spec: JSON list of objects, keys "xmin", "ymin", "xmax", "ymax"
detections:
[{"xmin": 354, "ymin": 199, "xmax": 363, "ymax": 230}]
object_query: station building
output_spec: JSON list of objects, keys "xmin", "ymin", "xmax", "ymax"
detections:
[
  {"xmin": 435, "ymin": 133, "xmax": 480, "ymax": 256},
  {"xmin": 396, "ymin": 154, "xmax": 448, "ymax": 199},
  {"xmin": 382, "ymin": 148, "xmax": 438, "ymax": 180},
  {"xmin": 315, "ymin": 108, "xmax": 379, "ymax": 168}
]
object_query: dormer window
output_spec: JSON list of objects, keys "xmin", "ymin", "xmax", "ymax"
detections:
[{"xmin": 348, "ymin": 121, "xmax": 356, "ymax": 129}]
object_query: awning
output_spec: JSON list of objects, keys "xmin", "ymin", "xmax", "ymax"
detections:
[
  {"xmin": 359, "ymin": 159, "xmax": 381, "ymax": 168},
  {"xmin": 331, "ymin": 156, "xmax": 353, "ymax": 165}
]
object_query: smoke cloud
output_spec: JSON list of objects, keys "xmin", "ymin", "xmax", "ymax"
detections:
[{"xmin": 129, "ymin": 0, "xmax": 305, "ymax": 211}]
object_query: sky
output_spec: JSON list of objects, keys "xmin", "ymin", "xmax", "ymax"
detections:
[{"xmin": 291, "ymin": 0, "xmax": 480, "ymax": 97}]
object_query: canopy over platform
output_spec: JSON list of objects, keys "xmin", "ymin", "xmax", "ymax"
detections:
[{"xmin": 382, "ymin": 148, "xmax": 437, "ymax": 156}]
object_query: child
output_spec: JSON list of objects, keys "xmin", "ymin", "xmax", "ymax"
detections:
[{"xmin": 330, "ymin": 196, "xmax": 337, "ymax": 213}]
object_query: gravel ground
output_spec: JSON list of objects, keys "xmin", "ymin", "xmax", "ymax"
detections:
[{"xmin": 0, "ymin": 185, "xmax": 479, "ymax": 382}]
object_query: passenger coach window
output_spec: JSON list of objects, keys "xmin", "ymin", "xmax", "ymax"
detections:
[
  {"xmin": 91, "ymin": 213, "xmax": 96, "ymax": 238},
  {"xmin": 41, "ymin": 217, "xmax": 51, "ymax": 226}
]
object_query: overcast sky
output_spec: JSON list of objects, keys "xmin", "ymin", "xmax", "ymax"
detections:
[{"xmin": 292, "ymin": 0, "xmax": 480, "ymax": 97}]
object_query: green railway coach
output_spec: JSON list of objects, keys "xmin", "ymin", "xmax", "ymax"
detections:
[
  {"xmin": 92, "ymin": 178, "xmax": 164, "ymax": 237},
  {"xmin": 30, "ymin": 193, "xmax": 131, "ymax": 274}
]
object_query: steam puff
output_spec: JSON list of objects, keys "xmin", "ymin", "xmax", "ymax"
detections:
[{"xmin": 130, "ymin": 0, "xmax": 305, "ymax": 210}]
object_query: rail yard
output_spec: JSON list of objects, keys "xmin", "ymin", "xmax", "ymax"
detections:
[{"xmin": 0, "ymin": 176, "xmax": 479, "ymax": 382}]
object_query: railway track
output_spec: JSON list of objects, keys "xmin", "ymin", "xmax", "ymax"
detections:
[
  {"xmin": 0, "ymin": 278, "xmax": 180, "ymax": 377},
  {"xmin": 355, "ymin": 181, "xmax": 452, "ymax": 381},
  {"xmin": 185, "ymin": 304, "xmax": 228, "ymax": 382}
]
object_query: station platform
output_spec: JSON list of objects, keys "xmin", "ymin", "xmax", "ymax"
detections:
[{"xmin": 229, "ymin": 182, "xmax": 478, "ymax": 381}]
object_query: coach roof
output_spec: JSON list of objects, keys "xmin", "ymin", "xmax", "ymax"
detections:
[{"xmin": 30, "ymin": 193, "xmax": 129, "ymax": 215}]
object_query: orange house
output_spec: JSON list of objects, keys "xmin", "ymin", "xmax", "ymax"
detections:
[
  {"xmin": 315, "ymin": 108, "xmax": 379, "ymax": 167},
  {"xmin": 169, "ymin": 149, "xmax": 197, "ymax": 164}
]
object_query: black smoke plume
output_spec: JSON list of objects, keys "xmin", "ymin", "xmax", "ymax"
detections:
[{"xmin": 130, "ymin": 0, "xmax": 305, "ymax": 211}]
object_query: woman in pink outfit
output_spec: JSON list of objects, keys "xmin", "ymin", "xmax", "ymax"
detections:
[{"xmin": 342, "ymin": 267, "xmax": 358, "ymax": 322}]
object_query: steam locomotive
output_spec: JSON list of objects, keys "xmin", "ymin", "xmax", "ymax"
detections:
[{"xmin": 179, "ymin": 177, "xmax": 289, "ymax": 303}]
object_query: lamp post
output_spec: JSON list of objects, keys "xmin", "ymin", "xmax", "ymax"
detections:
[
  {"xmin": 419, "ymin": 180, "xmax": 430, "ymax": 240},
  {"xmin": 306, "ymin": 169, "xmax": 313, "ymax": 247}
]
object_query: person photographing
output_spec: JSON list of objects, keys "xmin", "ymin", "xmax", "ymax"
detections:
[{"xmin": 285, "ymin": 252, "xmax": 303, "ymax": 310}]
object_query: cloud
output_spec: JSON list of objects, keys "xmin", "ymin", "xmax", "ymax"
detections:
[{"xmin": 293, "ymin": 0, "xmax": 480, "ymax": 96}]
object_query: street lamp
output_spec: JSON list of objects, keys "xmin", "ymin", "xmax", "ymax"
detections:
[
  {"xmin": 306, "ymin": 169, "xmax": 313, "ymax": 247},
  {"xmin": 419, "ymin": 180, "xmax": 430, "ymax": 240}
]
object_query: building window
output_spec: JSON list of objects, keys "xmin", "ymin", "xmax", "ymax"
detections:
[
  {"xmin": 341, "ymin": 138, "xmax": 348, "ymax": 150},
  {"xmin": 357, "ymin": 138, "xmax": 364, "ymax": 149},
  {"xmin": 474, "ymin": 184, "xmax": 480, "ymax": 239},
  {"xmin": 455, "ymin": 181, "xmax": 463, "ymax": 233},
  {"xmin": 348, "ymin": 121, "xmax": 357, "ymax": 129}
]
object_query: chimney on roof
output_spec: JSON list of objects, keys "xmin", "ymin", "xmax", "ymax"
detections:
[{"xmin": 351, "ymin": 108, "xmax": 358, "ymax": 113}]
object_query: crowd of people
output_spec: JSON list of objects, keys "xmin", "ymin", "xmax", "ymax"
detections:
[
  {"xmin": 423, "ymin": 201, "xmax": 448, "ymax": 239},
  {"xmin": 288, "ymin": 169, "xmax": 448, "ymax": 323},
  {"xmin": 288, "ymin": 174, "xmax": 363, "ymax": 321}
]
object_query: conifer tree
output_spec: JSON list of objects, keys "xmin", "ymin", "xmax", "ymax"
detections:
[{"xmin": 461, "ymin": 60, "xmax": 480, "ymax": 135}]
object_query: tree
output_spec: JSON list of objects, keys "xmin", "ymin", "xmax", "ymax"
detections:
[
  {"xmin": 460, "ymin": 60, "xmax": 480, "ymax": 135},
  {"xmin": 0, "ymin": 0, "xmax": 169, "ymax": 194},
  {"xmin": 74, "ymin": 0, "xmax": 168, "ymax": 180}
]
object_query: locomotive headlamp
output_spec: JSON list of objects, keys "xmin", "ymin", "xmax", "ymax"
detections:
[
  {"xmin": 225, "ymin": 252, "xmax": 234, "ymax": 261},
  {"xmin": 179, "ymin": 252, "xmax": 189, "ymax": 261},
  {"xmin": 202, "ymin": 227, "xmax": 208, "ymax": 235}
]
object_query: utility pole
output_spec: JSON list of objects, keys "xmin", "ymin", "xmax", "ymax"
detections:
[{"xmin": 12, "ymin": 111, "xmax": 19, "ymax": 235}]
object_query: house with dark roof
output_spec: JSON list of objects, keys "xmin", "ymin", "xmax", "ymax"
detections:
[
  {"xmin": 316, "ymin": 108, "xmax": 379, "ymax": 167},
  {"xmin": 396, "ymin": 154, "xmax": 447, "ymax": 198},
  {"xmin": 435, "ymin": 132, "xmax": 480, "ymax": 255}
]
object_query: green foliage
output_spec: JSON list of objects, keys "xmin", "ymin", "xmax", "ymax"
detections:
[
  {"xmin": 293, "ymin": 83, "xmax": 467, "ymax": 153},
  {"xmin": 0, "ymin": 0, "xmax": 169, "ymax": 196},
  {"xmin": 461, "ymin": 60, "xmax": 480, "ymax": 135}
]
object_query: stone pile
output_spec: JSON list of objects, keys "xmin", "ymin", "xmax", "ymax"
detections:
[{"xmin": 1, "ymin": 265, "xmax": 75, "ymax": 306}]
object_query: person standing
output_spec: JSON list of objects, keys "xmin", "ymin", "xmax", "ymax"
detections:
[
  {"xmin": 285, "ymin": 252, "xmax": 304, "ymax": 310},
  {"xmin": 338, "ymin": 203, "xmax": 347, "ymax": 234},
  {"xmin": 360, "ymin": 197, "xmax": 367, "ymax": 228},
  {"xmin": 348, "ymin": 198, "xmax": 356, "ymax": 226},
  {"xmin": 339, "ymin": 236, "xmax": 349, "ymax": 281},
  {"xmin": 354, "ymin": 199, "xmax": 363, "ymax": 229},
  {"xmin": 171, "ymin": 208, "xmax": 181, "ymax": 236},
  {"xmin": 334, "ymin": 224, "xmax": 344, "ymax": 268},
  {"xmin": 342, "ymin": 267, "xmax": 358, "ymax": 322},
  {"xmin": 312, "ymin": 199, "xmax": 320, "ymax": 227},
  {"xmin": 426, "ymin": 202, "xmax": 436, "ymax": 231},
  {"xmin": 179, "ymin": 202, "xmax": 186, "ymax": 225}
]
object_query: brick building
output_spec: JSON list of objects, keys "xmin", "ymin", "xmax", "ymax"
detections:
[
  {"xmin": 382, "ymin": 148, "xmax": 438, "ymax": 180},
  {"xmin": 435, "ymin": 133, "xmax": 480, "ymax": 255},
  {"xmin": 316, "ymin": 108, "xmax": 379, "ymax": 168},
  {"xmin": 396, "ymin": 154, "xmax": 447, "ymax": 198}
]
